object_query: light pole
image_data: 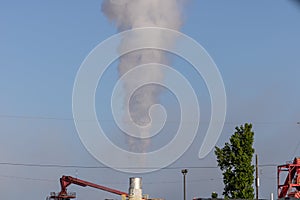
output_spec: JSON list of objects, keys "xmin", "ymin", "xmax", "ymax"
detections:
[
  {"xmin": 255, "ymin": 154, "xmax": 259, "ymax": 200},
  {"xmin": 182, "ymin": 169, "xmax": 188, "ymax": 200}
]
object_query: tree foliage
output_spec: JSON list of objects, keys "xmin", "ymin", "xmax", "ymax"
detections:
[{"xmin": 215, "ymin": 123, "xmax": 255, "ymax": 199}]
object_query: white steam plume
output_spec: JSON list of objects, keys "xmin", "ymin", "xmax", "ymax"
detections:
[{"xmin": 102, "ymin": 0, "xmax": 185, "ymax": 152}]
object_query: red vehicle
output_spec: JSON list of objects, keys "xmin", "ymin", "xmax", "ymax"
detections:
[{"xmin": 278, "ymin": 158, "xmax": 300, "ymax": 199}]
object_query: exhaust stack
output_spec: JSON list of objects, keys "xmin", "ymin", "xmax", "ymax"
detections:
[{"xmin": 129, "ymin": 177, "xmax": 142, "ymax": 200}]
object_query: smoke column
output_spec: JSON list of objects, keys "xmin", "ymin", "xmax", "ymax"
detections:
[{"xmin": 102, "ymin": 0, "xmax": 185, "ymax": 152}]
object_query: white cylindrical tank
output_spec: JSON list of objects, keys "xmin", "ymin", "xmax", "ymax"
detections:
[
  {"xmin": 270, "ymin": 192, "xmax": 274, "ymax": 200},
  {"xmin": 129, "ymin": 177, "xmax": 142, "ymax": 200}
]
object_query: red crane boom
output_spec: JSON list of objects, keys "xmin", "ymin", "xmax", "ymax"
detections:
[{"xmin": 48, "ymin": 175, "xmax": 128, "ymax": 200}]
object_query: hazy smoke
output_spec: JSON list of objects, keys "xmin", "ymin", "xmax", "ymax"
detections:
[
  {"xmin": 102, "ymin": 0, "xmax": 185, "ymax": 152},
  {"xmin": 102, "ymin": 0, "xmax": 183, "ymax": 30}
]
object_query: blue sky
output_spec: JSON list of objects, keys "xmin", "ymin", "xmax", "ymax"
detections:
[{"xmin": 1, "ymin": 0, "xmax": 300, "ymax": 200}]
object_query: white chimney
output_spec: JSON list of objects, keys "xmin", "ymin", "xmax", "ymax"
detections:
[{"xmin": 129, "ymin": 177, "xmax": 142, "ymax": 200}]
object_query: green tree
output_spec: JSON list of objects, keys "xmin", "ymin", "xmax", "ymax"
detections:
[
  {"xmin": 211, "ymin": 192, "xmax": 218, "ymax": 199},
  {"xmin": 215, "ymin": 123, "xmax": 255, "ymax": 199}
]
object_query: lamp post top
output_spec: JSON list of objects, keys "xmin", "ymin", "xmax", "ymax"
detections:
[{"xmin": 181, "ymin": 169, "xmax": 188, "ymax": 175}]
